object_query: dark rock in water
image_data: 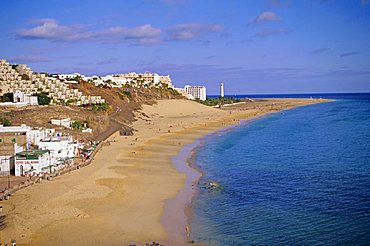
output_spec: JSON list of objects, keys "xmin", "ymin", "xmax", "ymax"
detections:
[{"xmin": 201, "ymin": 180, "xmax": 221, "ymax": 191}]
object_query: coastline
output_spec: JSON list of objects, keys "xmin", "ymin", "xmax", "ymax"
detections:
[
  {"xmin": 161, "ymin": 140, "xmax": 202, "ymax": 245},
  {"xmin": 0, "ymin": 98, "xmax": 330, "ymax": 245},
  {"xmin": 162, "ymin": 99, "xmax": 333, "ymax": 245}
]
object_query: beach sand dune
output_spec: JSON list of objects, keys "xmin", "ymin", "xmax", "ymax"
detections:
[{"xmin": 0, "ymin": 99, "xmax": 328, "ymax": 245}]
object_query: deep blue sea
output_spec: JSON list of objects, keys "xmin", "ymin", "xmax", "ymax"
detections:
[
  {"xmin": 208, "ymin": 92, "xmax": 370, "ymax": 100},
  {"xmin": 190, "ymin": 93, "xmax": 370, "ymax": 245}
]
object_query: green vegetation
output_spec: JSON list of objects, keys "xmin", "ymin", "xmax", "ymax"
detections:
[
  {"xmin": 120, "ymin": 88, "xmax": 132, "ymax": 98},
  {"xmin": 0, "ymin": 92, "xmax": 13, "ymax": 102},
  {"xmin": 66, "ymin": 99, "xmax": 78, "ymax": 105},
  {"xmin": 92, "ymin": 102, "xmax": 110, "ymax": 112},
  {"xmin": 71, "ymin": 120, "xmax": 88, "ymax": 130},
  {"xmin": 166, "ymin": 87, "xmax": 180, "ymax": 96},
  {"xmin": 32, "ymin": 92, "xmax": 51, "ymax": 105},
  {"xmin": 198, "ymin": 97, "xmax": 241, "ymax": 107},
  {"xmin": 156, "ymin": 83, "xmax": 180, "ymax": 96},
  {"xmin": 55, "ymin": 98, "xmax": 77, "ymax": 106},
  {"xmin": 72, "ymin": 75, "xmax": 82, "ymax": 82},
  {"xmin": 0, "ymin": 116, "xmax": 11, "ymax": 126}
]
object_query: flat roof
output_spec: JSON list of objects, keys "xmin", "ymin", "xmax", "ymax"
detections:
[
  {"xmin": 16, "ymin": 150, "xmax": 49, "ymax": 160},
  {"xmin": 0, "ymin": 125, "xmax": 31, "ymax": 133}
]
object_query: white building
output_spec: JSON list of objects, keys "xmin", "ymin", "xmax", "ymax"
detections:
[
  {"xmin": 174, "ymin": 88, "xmax": 195, "ymax": 100},
  {"xmin": 82, "ymin": 128, "xmax": 93, "ymax": 133},
  {"xmin": 97, "ymin": 72, "xmax": 174, "ymax": 88},
  {"xmin": 0, "ymin": 124, "xmax": 31, "ymax": 175},
  {"xmin": 13, "ymin": 90, "xmax": 38, "ymax": 105},
  {"xmin": 0, "ymin": 125, "xmax": 58, "ymax": 175},
  {"xmin": 57, "ymin": 73, "xmax": 81, "ymax": 80},
  {"xmin": 38, "ymin": 137, "xmax": 76, "ymax": 160},
  {"xmin": 184, "ymin": 85, "xmax": 207, "ymax": 101},
  {"xmin": 0, "ymin": 125, "xmax": 57, "ymax": 147},
  {"xmin": 0, "ymin": 90, "xmax": 38, "ymax": 107},
  {"xmin": 28, "ymin": 128, "xmax": 55, "ymax": 146},
  {"xmin": 0, "ymin": 59, "xmax": 104, "ymax": 106},
  {"xmin": 0, "ymin": 124, "xmax": 32, "ymax": 146},
  {"xmin": 0, "ymin": 124, "xmax": 31, "ymax": 133},
  {"xmin": 51, "ymin": 118, "xmax": 72, "ymax": 128},
  {"xmin": 14, "ymin": 150, "xmax": 51, "ymax": 176}
]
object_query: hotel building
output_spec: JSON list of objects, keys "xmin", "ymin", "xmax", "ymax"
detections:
[{"xmin": 184, "ymin": 85, "xmax": 207, "ymax": 101}]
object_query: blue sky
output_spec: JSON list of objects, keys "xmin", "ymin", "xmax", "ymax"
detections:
[{"xmin": 0, "ymin": 0, "xmax": 369, "ymax": 94}]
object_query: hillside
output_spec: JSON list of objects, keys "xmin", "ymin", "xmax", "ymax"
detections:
[{"xmin": 1, "ymin": 81, "xmax": 184, "ymax": 141}]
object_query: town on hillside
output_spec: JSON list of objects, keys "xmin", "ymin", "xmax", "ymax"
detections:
[{"xmin": 0, "ymin": 58, "xmax": 208, "ymax": 195}]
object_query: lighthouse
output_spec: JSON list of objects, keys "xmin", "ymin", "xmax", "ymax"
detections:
[{"xmin": 220, "ymin": 82, "xmax": 224, "ymax": 98}]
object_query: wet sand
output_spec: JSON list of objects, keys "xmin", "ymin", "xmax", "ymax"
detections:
[{"xmin": 0, "ymin": 99, "xmax": 330, "ymax": 245}]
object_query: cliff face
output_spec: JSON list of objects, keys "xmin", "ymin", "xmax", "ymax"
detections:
[{"xmin": 2, "ymin": 81, "xmax": 184, "ymax": 141}]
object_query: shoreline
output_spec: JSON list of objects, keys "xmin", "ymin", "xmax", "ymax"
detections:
[
  {"xmin": 0, "ymin": 98, "xmax": 331, "ymax": 245},
  {"xmin": 162, "ymin": 99, "xmax": 333, "ymax": 245},
  {"xmin": 161, "ymin": 140, "xmax": 202, "ymax": 245}
]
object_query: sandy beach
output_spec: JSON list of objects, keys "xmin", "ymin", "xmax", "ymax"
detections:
[{"xmin": 0, "ymin": 98, "xmax": 329, "ymax": 245}]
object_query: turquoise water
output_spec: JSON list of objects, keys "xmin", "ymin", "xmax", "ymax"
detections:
[{"xmin": 190, "ymin": 94, "xmax": 370, "ymax": 245}]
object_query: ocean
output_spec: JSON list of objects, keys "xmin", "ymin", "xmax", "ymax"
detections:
[{"xmin": 189, "ymin": 93, "xmax": 370, "ymax": 245}]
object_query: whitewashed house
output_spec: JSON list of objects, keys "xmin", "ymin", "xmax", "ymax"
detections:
[
  {"xmin": 14, "ymin": 150, "xmax": 51, "ymax": 176},
  {"xmin": 57, "ymin": 73, "xmax": 81, "ymax": 80},
  {"xmin": 13, "ymin": 90, "xmax": 38, "ymax": 105},
  {"xmin": 38, "ymin": 137, "xmax": 76, "ymax": 160},
  {"xmin": 0, "ymin": 125, "xmax": 55, "ymax": 175},
  {"xmin": 28, "ymin": 128, "xmax": 55, "ymax": 145},
  {"xmin": 0, "ymin": 124, "xmax": 31, "ymax": 148}
]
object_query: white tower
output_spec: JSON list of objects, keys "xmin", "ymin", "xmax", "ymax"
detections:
[{"xmin": 220, "ymin": 82, "xmax": 224, "ymax": 98}]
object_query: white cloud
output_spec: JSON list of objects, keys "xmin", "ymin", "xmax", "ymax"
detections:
[
  {"xmin": 18, "ymin": 19, "xmax": 88, "ymax": 41},
  {"xmin": 98, "ymin": 24, "xmax": 162, "ymax": 38},
  {"xmin": 17, "ymin": 19, "xmax": 223, "ymax": 45},
  {"xmin": 17, "ymin": 19, "xmax": 162, "ymax": 45},
  {"xmin": 166, "ymin": 23, "xmax": 224, "ymax": 41},
  {"xmin": 249, "ymin": 11, "xmax": 281, "ymax": 25}
]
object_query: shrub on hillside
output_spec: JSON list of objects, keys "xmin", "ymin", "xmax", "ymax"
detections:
[
  {"xmin": 0, "ymin": 116, "xmax": 11, "ymax": 126},
  {"xmin": 71, "ymin": 120, "xmax": 88, "ymax": 130},
  {"xmin": 92, "ymin": 102, "xmax": 110, "ymax": 112},
  {"xmin": 32, "ymin": 92, "xmax": 51, "ymax": 105},
  {"xmin": 0, "ymin": 92, "xmax": 13, "ymax": 102}
]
